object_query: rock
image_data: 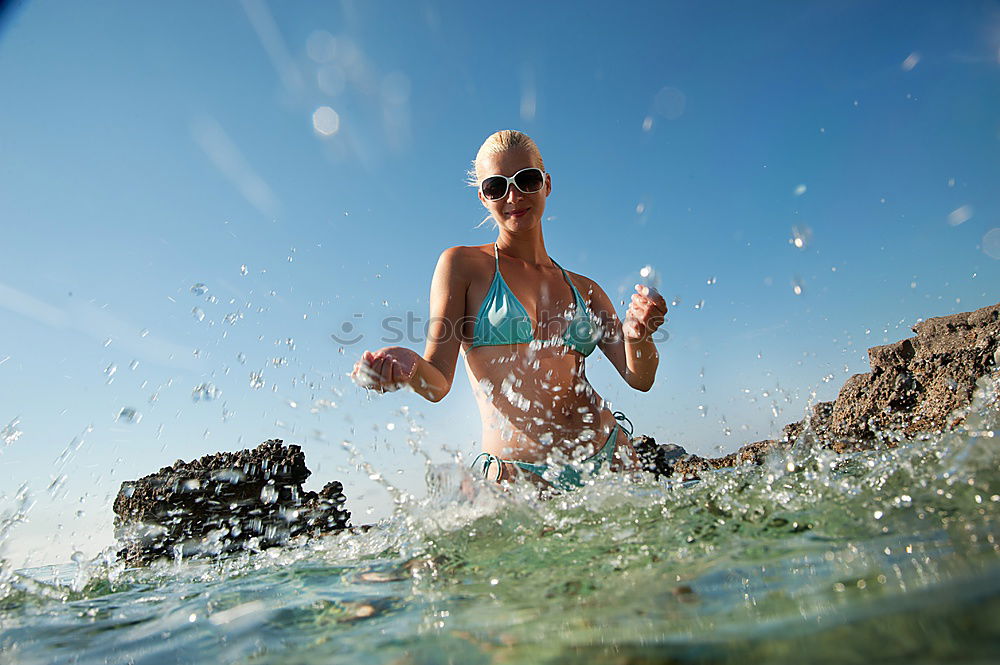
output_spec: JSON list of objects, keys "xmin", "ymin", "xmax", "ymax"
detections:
[
  {"xmin": 666, "ymin": 302, "xmax": 1000, "ymax": 479},
  {"xmin": 633, "ymin": 435, "xmax": 687, "ymax": 478},
  {"xmin": 827, "ymin": 303, "xmax": 999, "ymax": 445},
  {"xmin": 113, "ymin": 439, "xmax": 351, "ymax": 566}
]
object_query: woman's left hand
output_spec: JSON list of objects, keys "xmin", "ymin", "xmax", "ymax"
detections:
[{"xmin": 623, "ymin": 284, "xmax": 668, "ymax": 341}]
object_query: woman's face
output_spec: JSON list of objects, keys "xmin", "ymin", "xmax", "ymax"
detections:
[{"xmin": 477, "ymin": 148, "xmax": 551, "ymax": 232}]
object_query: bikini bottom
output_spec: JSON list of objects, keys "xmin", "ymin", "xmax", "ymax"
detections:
[{"xmin": 472, "ymin": 412, "xmax": 632, "ymax": 492}]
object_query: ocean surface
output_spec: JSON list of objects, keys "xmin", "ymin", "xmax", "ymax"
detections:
[{"xmin": 2, "ymin": 376, "xmax": 998, "ymax": 664}]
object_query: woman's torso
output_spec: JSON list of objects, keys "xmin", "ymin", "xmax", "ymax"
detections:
[{"xmin": 455, "ymin": 244, "xmax": 618, "ymax": 465}]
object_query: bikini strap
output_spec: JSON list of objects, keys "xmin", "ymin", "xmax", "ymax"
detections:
[
  {"xmin": 551, "ymin": 259, "xmax": 588, "ymax": 306},
  {"xmin": 613, "ymin": 411, "xmax": 634, "ymax": 438},
  {"xmin": 472, "ymin": 452, "xmax": 504, "ymax": 481}
]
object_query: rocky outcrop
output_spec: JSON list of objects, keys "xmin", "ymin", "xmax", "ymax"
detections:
[
  {"xmin": 661, "ymin": 302, "xmax": 1000, "ymax": 479},
  {"xmin": 634, "ymin": 436, "xmax": 687, "ymax": 478},
  {"xmin": 113, "ymin": 440, "xmax": 351, "ymax": 566}
]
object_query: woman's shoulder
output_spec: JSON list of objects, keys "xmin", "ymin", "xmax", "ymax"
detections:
[
  {"xmin": 434, "ymin": 244, "xmax": 494, "ymax": 278},
  {"xmin": 561, "ymin": 266, "xmax": 603, "ymax": 298}
]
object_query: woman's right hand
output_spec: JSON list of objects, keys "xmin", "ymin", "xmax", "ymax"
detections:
[{"xmin": 351, "ymin": 347, "xmax": 420, "ymax": 393}]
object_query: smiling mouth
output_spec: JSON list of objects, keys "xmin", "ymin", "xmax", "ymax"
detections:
[{"xmin": 508, "ymin": 208, "xmax": 530, "ymax": 218}]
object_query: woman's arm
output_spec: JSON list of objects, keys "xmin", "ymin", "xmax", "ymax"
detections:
[
  {"xmin": 583, "ymin": 279, "xmax": 667, "ymax": 392},
  {"xmin": 352, "ymin": 247, "xmax": 469, "ymax": 402}
]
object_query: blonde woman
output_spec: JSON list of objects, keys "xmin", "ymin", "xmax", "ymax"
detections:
[{"xmin": 353, "ymin": 131, "xmax": 666, "ymax": 489}]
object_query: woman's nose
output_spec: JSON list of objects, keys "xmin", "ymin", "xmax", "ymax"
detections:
[{"xmin": 505, "ymin": 182, "xmax": 523, "ymax": 203}]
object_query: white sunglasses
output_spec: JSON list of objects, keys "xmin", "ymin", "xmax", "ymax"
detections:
[{"xmin": 479, "ymin": 167, "xmax": 547, "ymax": 201}]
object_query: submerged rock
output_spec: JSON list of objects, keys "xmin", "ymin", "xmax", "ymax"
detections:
[
  {"xmin": 113, "ymin": 439, "xmax": 351, "ymax": 566},
  {"xmin": 671, "ymin": 302, "xmax": 1000, "ymax": 479}
]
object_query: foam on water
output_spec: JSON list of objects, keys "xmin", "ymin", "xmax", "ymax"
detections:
[{"xmin": 1, "ymin": 376, "xmax": 999, "ymax": 663}]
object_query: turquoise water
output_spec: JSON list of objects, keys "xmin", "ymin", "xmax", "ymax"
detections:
[{"xmin": 2, "ymin": 377, "xmax": 999, "ymax": 664}]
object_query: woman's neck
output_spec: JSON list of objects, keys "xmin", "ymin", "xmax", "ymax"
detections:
[{"xmin": 495, "ymin": 229, "xmax": 551, "ymax": 266}]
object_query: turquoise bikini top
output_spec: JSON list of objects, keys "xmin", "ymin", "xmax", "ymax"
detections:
[{"xmin": 471, "ymin": 244, "xmax": 601, "ymax": 356}]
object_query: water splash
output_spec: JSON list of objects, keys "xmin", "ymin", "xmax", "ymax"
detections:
[{"xmin": 1, "ymin": 418, "xmax": 23, "ymax": 447}]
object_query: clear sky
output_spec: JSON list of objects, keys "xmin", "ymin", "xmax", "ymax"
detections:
[{"xmin": 1, "ymin": 0, "xmax": 998, "ymax": 567}]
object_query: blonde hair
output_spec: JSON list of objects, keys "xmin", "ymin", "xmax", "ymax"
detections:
[{"xmin": 467, "ymin": 130, "xmax": 545, "ymax": 187}]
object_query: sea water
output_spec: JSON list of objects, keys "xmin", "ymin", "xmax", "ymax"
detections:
[{"xmin": 1, "ymin": 376, "xmax": 998, "ymax": 664}]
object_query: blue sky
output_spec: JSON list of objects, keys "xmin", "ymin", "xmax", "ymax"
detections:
[{"xmin": 1, "ymin": 0, "xmax": 998, "ymax": 567}]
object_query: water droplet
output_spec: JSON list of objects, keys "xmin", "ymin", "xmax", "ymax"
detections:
[
  {"xmin": 670, "ymin": 296, "xmax": 682, "ymax": 307},
  {"xmin": 642, "ymin": 116, "xmax": 653, "ymax": 132},
  {"xmin": 382, "ymin": 300, "xmax": 389, "ymax": 307},
  {"xmin": 70, "ymin": 551, "xmax": 86, "ymax": 564},
  {"xmin": 286, "ymin": 338, "xmax": 295, "ymax": 350},
  {"xmin": 947, "ymin": 178, "xmax": 955, "ymax": 188},
  {"xmin": 192, "ymin": 383, "xmax": 221, "ymax": 402},
  {"xmin": 240, "ymin": 264, "xmax": 248, "ymax": 276},
  {"xmin": 338, "ymin": 346, "xmax": 345, "ymax": 354},
  {"xmin": 140, "ymin": 328, "xmax": 150, "ymax": 338},
  {"xmin": 104, "ymin": 363, "xmax": 117, "ymax": 379},
  {"xmin": 386, "ymin": 423, "xmax": 395, "ymax": 431},
  {"xmin": 901, "ymin": 52, "xmax": 920, "ymax": 71},
  {"xmin": 103, "ymin": 337, "xmax": 113, "ymax": 348},
  {"xmin": 982, "ymin": 228, "xmax": 1000, "ymax": 260},
  {"xmin": 260, "ymin": 484, "xmax": 279, "ymax": 504},
  {"xmin": 635, "ymin": 202, "xmax": 645, "ymax": 214},
  {"xmin": 706, "ymin": 276, "xmax": 716, "ymax": 285},
  {"xmin": 191, "ymin": 283, "xmax": 208, "ymax": 296},
  {"xmin": 947, "ymin": 205, "xmax": 973, "ymax": 227},
  {"xmin": 790, "ymin": 225, "xmax": 811, "ymax": 249},
  {"xmin": 249, "ymin": 371, "xmax": 265, "ymax": 390},
  {"xmin": 653, "ymin": 86, "xmax": 686, "ymax": 119},
  {"xmin": 272, "ymin": 357, "xmax": 287, "ymax": 367},
  {"xmin": 313, "ymin": 106, "xmax": 341, "ymax": 136},
  {"xmin": 694, "ymin": 300, "xmax": 704, "ymax": 310},
  {"xmin": 117, "ymin": 407, "xmax": 141, "ymax": 424},
  {"xmin": 794, "ymin": 184, "xmax": 807, "ymax": 196},
  {"xmin": 192, "ymin": 307, "xmax": 206, "ymax": 322}
]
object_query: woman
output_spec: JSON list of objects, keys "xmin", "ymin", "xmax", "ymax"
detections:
[{"xmin": 352, "ymin": 130, "xmax": 666, "ymax": 490}]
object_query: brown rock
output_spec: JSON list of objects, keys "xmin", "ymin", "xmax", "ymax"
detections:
[{"xmin": 659, "ymin": 302, "xmax": 999, "ymax": 478}]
